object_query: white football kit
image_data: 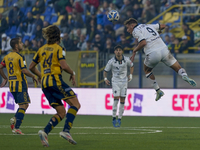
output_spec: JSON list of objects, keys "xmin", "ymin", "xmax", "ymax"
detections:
[
  {"xmin": 104, "ymin": 56, "xmax": 134, "ymax": 97},
  {"xmin": 132, "ymin": 24, "xmax": 176, "ymax": 68}
]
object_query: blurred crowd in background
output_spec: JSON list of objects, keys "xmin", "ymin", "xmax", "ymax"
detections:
[{"xmin": 0, "ymin": 0, "xmax": 200, "ymax": 55}]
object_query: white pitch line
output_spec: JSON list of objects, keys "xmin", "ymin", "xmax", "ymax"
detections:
[
  {"xmin": 0, "ymin": 125, "xmax": 162, "ymax": 135},
  {"xmin": 1, "ymin": 125, "xmax": 200, "ymax": 129},
  {"xmin": 0, "ymin": 131, "xmax": 162, "ymax": 136},
  {"xmin": 130, "ymin": 127, "xmax": 200, "ymax": 129}
]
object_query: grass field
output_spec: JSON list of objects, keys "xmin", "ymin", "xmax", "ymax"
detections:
[{"xmin": 0, "ymin": 114, "xmax": 200, "ymax": 150}]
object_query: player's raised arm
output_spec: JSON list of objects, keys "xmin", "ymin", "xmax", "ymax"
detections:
[
  {"xmin": 157, "ymin": 24, "xmax": 166, "ymax": 34},
  {"xmin": 159, "ymin": 24, "xmax": 165, "ymax": 30},
  {"xmin": 130, "ymin": 40, "xmax": 146, "ymax": 62}
]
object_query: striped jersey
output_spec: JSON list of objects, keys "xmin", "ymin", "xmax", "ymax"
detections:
[
  {"xmin": 1, "ymin": 52, "xmax": 28, "ymax": 92},
  {"xmin": 32, "ymin": 43, "xmax": 66, "ymax": 89}
]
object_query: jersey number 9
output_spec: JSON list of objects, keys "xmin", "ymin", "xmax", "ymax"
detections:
[{"xmin": 146, "ymin": 27, "xmax": 157, "ymax": 36}]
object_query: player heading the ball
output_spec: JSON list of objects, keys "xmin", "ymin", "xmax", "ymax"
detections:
[{"xmin": 124, "ymin": 18, "xmax": 196, "ymax": 101}]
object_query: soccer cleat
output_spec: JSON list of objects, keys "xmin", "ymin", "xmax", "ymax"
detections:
[
  {"xmin": 155, "ymin": 89, "xmax": 164, "ymax": 101},
  {"xmin": 59, "ymin": 131, "xmax": 77, "ymax": 145},
  {"xmin": 12, "ymin": 128, "xmax": 24, "ymax": 135},
  {"xmin": 38, "ymin": 130, "xmax": 49, "ymax": 147},
  {"xmin": 10, "ymin": 117, "xmax": 16, "ymax": 130},
  {"xmin": 117, "ymin": 119, "xmax": 121, "ymax": 127},
  {"xmin": 112, "ymin": 119, "xmax": 117, "ymax": 127},
  {"xmin": 182, "ymin": 76, "xmax": 197, "ymax": 87}
]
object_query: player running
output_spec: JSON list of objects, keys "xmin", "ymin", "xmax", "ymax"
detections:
[
  {"xmin": 29, "ymin": 25, "xmax": 81, "ymax": 147},
  {"xmin": 124, "ymin": 18, "xmax": 196, "ymax": 101},
  {"xmin": 104, "ymin": 45, "xmax": 134, "ymax": 127},
  {"xmin": 0, "ymin": 37, "xmax": 38, "ymax": 134}
]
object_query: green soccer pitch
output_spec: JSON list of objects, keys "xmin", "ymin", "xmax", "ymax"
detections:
[{"xmin": 0, "ymin": 113, "xmax": 200, "ymax": 150}]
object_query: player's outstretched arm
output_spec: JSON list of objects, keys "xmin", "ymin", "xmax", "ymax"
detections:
[
  {"xmin": 130, "ymin": 40, "xmax": 147, "ymax": 62},
  {"xmin": 0, "ymin": 64, "xmax": 8, "ymax": 87},
  {"xmin": 159, "ymin": 24, "xmax": 166, "ymax": 30},
  {"xmin": 158, "ymin": 24, "xmax": 166, "ymax": 34},
  {"xmin": 103, "ymin": 71, "xmax": 110, "ymax": 86},
  {"xmin": 59, "ymin": 59, "xmax": 76, "ymax": 86},
  {"xmin": 22, "ymin": 68, "xmax": 38, "ymax": 85}
]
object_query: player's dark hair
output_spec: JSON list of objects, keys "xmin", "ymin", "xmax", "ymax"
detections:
[
  {"xmin": 124, "ymin": 18, "xmax": 138, "ymax": 25},
  {"xmin": 114, "ymin": 45, "xmax": 123, "ymax": 51},
  {"xmin": 42, "ymin": 25, "xmax": 60, "ymax": 44},
  {"xmin": 10, "ymin": 37, "xmax": 20, "ymax": 50}
]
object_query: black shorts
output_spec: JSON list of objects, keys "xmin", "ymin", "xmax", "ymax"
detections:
[
  {"xmin": 11, "ymin": 91, "xmax": 30, "ymax": 104},
  {"xmin": 42, "ymin": 82, "xmax": 76, "ymax": 108}
]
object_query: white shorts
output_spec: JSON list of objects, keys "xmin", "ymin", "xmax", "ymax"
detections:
[
  {"xmin": 112, "ymin": 81, "xmax": 127, "ymax": 97},
  {"xmin": 144, "ymin": 48, "xmax": 177, "ymax": 68}
]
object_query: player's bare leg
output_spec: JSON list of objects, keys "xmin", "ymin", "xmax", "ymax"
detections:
[
  {"xmin": 117, "ymin": 97, "xmax": 125, "ymax": 127},
  {"xmin": 170, "ymin": 61, "xmax": 196, "ymax": 87},
  {"xmin": 144, "ymin": 64, "xmax": 164, "ymax": 101},
  {"xmin": 112, "ymin": 96, "xmax": 119, "ymax": 127}
]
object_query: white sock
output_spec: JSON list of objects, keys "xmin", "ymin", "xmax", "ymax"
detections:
[
  {"xmin": 178, "ymin": 68, "xmax": 187, "ymax": 77},
  {"xmin": 112, "ymin": 99, "xmax": 119, "ymax": 118},
  {"xmin": 149, "ymin": 79, "xmax": 160, "ymax": 91},
  {"xmin": 146, "ymin": 72, "xmax": 160, "ymax": 91},
  {"xmin": 118, "ymin": 102, "xmax": 125, "ymax": 119}
]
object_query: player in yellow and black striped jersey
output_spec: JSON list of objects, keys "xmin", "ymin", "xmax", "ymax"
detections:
[
  {"xmin": 0, "ymin": 37, "xmax": 38, "ymax": 135},
  {"xmin": 29, "ymin": 25, "xmax": 81, "ymax": 146},
  {"xmin": 2, "ymin": 51, "xmax": 28, "ymax": 92},
  {"xmin": 32, "ymin": 42, "xmax": 66, "ymax": 89}
]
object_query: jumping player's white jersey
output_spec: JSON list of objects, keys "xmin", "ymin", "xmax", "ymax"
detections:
[
  {"xmin": 132, "ymin": 24, "xmax": 167, "ymax": 54},
  {"xmin": 104, "ymin": 56, "xmax": 133, "ymax": 82}
]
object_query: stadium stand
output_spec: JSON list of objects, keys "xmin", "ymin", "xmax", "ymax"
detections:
[
  {"xmin": 0, "ymin": 0, "xmax": 200, "ymax": 88},
  {"xmin": 0, "ymin": 0, "xmax": 199, "ymax": 54}
]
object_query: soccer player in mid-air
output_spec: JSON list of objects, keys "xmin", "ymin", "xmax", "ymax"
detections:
[
  {"xmin": 104, "ymin": 45, "xmax": 134, "ymax": 127},
  {"xmin": 124, "ymin": 18, "xmax": 196, "ymax": 101},
  {"xmin": 29, "ymin": 25, "xmax": 81, "ymax": 147},
  {"xmin": 0, "ymin": 37, "xmax": 38, "ymax": 134}
]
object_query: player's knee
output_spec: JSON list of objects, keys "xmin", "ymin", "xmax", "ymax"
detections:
[
  {"xmin": 77, "ymin": 103, "xmax": 81, "ymax": 110},
  {"xmin": 59, "ymin": 111, "xmax": 66, "ymax": 119},
  {"xmin": 114, "ymin": 97, "xmax": 119, "ymax": 100},
  {"xmin": 146, "ymin": 72, "xmax": 153, "ymax": 78},
  {"xmin": 74, "ymin": 102, "xmax": 81, "ymax": 110},
  {"xmin": 120, "ymin": 97, "xmax": 125, "ymax": 103},
  {"xmin": 25, "ymin": 103, "xmax": 29, "ymax": 110},
  {"xmin": 71, "ymin": 97, "xmax": 81, "ymax": 110},
  {"xmin": 20, "ymin": 103, "xmax": 29, "ymax": 110},
  {"xmin": 144, "ymin": 66, "xmax": 152, "ymax": 73}
]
